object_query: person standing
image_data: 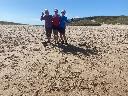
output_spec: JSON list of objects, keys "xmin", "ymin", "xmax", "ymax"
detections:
[
  {"xmin": 40, "ymin": 9, "xmax": 53, "ymax": 43},
  {"xmin": 52, "ymin": 9, "xmax": 61, "ymax": 44},
  {"xmin": 59, "ymin": 10, "xmax": 68, "ymax": 44}
]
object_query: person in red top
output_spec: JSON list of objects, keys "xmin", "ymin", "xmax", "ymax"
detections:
[{"xmin": 52, "ymin": 9, "xmax": 61, "ymax": 44}]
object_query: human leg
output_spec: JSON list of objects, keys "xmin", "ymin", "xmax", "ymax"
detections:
[
  {"xmin": 46, "ymin": 28, "xmax": 52, "ymax": 43},
  {"xmin": 59, "ymin": 28, "xmax": 67, "ymax": 44},
  {"xmin": 53, "ymin": 29, "xmax": 59, "ymax": 44}
]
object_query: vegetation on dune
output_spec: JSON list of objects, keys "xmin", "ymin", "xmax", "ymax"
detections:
[
  {"xmin": 69, "ymin": 16, "xmax": 128, "ymax": 26},
  {"xmin": 1, "ymin": 15, "xmax": 128, "ymax": 26},
  {"xmin": 69, "ymin": 19, "xmax": 101, "ymax": 26},
  {"xmin": 0, "ymin": 21, "xmax": 26, "ymax": 25}
]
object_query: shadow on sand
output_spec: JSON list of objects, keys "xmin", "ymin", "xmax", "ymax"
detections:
[
  {"xmin": 57, "ymin": 43, "xmax": 98, "ymax": 56},
  {"xmin": 42, "ymin": 41, "xmax": 99, "ymax": 57}
]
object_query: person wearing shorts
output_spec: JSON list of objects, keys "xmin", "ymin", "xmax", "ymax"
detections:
[
  {"xmin": 52, "ymin": 9, "xmax": 61, "ymax": 44},
  {"xmin": 40, "ymin": 9, "xmax": 52, "ymax": 43},
  {"xmin": 59, "ymin": 10, "xmax": 68, "ymax": 44}
]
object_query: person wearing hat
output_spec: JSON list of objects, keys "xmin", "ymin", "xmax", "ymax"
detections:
[
  {"xmin": 40, "ymin": 9, "xmax": 53, "ymax": 43},
  {"xmin": 52, "ymin": 9, "xmax": 61, "ymax": 44},
  {"xmin": 59, "ymin": 10, "xmax": 68, "ymax": 44}
]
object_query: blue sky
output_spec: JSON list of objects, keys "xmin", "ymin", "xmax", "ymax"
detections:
[{"xmin": 0, "ymin": 0, "xmax": 127, "ymax": 25}]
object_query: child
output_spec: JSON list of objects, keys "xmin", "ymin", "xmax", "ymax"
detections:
[
  {"xmin": 52, "ymin": 9, "xmax": 61, "ymax": 44},
  {"xmin": 40, "ymin": 9, "xmax": 52, "ymax": 43},
  {"xmin": 59, "ymin": 10, "xmax": 68, "ymax": 44}
]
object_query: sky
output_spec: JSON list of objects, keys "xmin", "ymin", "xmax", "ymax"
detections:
[{"xmin": 0, "ymin": 0, "xmax": 127, "ymax": 25}]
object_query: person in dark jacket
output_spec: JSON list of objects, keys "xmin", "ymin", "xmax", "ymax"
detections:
[{"xmin": 40, "ymin": 9, "xmax": 52, "ymax": 43}]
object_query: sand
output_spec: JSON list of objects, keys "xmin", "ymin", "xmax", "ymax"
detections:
[{"xmin": 0, "ymin": 25, "xmax": 128, "ymax": 96}]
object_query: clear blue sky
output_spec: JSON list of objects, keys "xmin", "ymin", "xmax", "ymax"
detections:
[{"xmin": 0, "ymin": 0, "xmax": 127, "ymax": 25}]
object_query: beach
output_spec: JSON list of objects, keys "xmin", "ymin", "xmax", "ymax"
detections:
[{"xmin": 0, "ymin": 25, "xmax": 128, "ymax": 96}]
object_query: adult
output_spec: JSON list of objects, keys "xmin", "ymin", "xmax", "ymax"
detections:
[
  {"xmin": 52, "ymin": 9, "xmax": 61, "ymax": 44},
  {"xmin": 59, "ymin": 10, "xmax": 68, "ymax": 44},
  {"xmin": 40, "ymin": 9, "xmax": 52, "ymax": 43}
]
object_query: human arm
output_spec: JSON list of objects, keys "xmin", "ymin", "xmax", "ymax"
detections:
[
  {"xmin": 65, "ymin": 17, "xmax": 70, "ymax": 24},
  {"xmin": 40, "ymin": 12, "xmax": 45, "ymax": 21},
  {"xmin": 65, "ymin": 17, "xmax": 70, "ymax": 26}
]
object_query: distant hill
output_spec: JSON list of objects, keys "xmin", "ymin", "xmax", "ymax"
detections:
[
  {"xmin": 69, "ymin": 16, "xmax": 128, "ymax": 26},
  {"xmin": 1, "ymin": 16, "xmax": 128, "ymax": 26},
  {"xmin": 0, "ymin": 21, "xmax": 27, "ymax": 25}
]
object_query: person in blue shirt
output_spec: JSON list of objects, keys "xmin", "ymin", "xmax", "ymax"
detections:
[{"xmin": 59, "ymin": 10, "xmax": 68, "ymax": 44}]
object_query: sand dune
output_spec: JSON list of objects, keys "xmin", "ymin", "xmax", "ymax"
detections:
[{"xmin": 0, "ymin": 25, "xmax": 128, "ymax": 96}]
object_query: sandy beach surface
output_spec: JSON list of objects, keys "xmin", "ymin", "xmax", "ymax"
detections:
[{"xmin": 0, "ymin": 25, "xmax": 128, "ymax": 96}]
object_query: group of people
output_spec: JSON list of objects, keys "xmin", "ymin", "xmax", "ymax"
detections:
[{"xmin": 40, "ymin": 9, "xmax": 68, "ymax": 44}]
